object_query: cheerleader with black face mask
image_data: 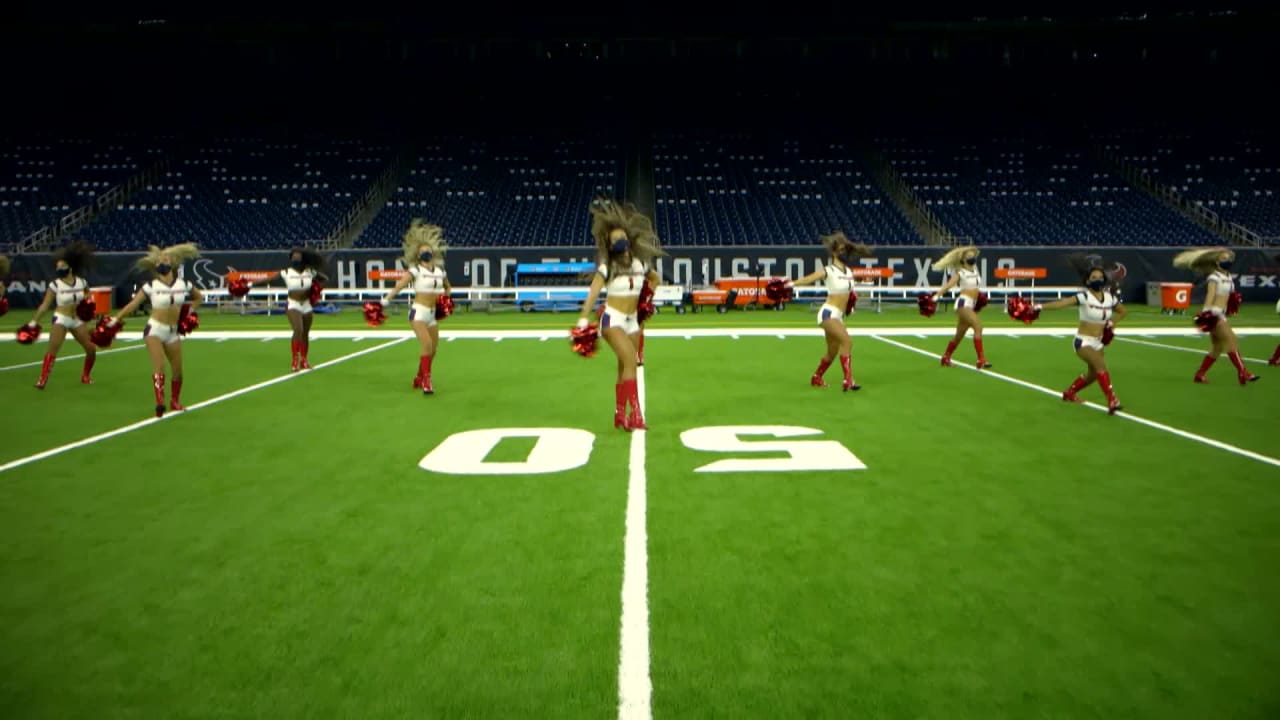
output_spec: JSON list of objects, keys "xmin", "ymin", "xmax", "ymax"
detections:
[
  {"xmin": 382, "ymin": 220, "xmax": 451, "ymax": 394},
  {"xmin": 930, "ymin": 245, "xmax": 991, "ymax": 369},
  {"xmin": 1034, "ymin": 258, "xmax": 1129, "ymax": 415},
  {"xmin": 25, "ymin": 241, "xmax": 97, "ymax": 389},
  {"xmin": 785, "ymin": 232, "xmax": 872, "ymax": 392},
  {"xmin": 1175, "ymin": 248, "xmax": 1259, "ymax": 384},
  {"xmin": 267, "ymin": 247, "xmax": 326, "ymax": 371}
]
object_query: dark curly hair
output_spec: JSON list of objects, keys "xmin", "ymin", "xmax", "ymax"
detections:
[
  {"xmin": 53, "ymin": 240, "xmax": 96, "ymax": 276},
  {"xmin": 289, "ymin": 246, "xmax": 327, "ymax": 274}
]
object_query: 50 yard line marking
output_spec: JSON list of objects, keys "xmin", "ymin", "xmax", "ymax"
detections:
[
  {"xmin": 871, "ymin": 335, "xmax": 1280, "ymax": 469},
  {"xmin": 617, "ymin": 366, "xmax": 652, "ymax": 720},
  {"xmin": 0, "ymin": 337, "xmax": 408, "ymax": 475}
]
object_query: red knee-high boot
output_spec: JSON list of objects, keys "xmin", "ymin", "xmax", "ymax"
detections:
[
  {"xmin": 152, "ymin": 373, "xmax": 166, "ymax": 417},
  {"xmin": 300, "ymin": 338, "xmax": 311, "ymax": 370},
  {"xmin": 973, "ymin": 337, "xmax": 990, "ymax": 369},
  {"xmin": 1062, "ymin": 375, "xmax": 1093, "ymax": 403},
  {"xmin": 811, "ymin": 357, "xmax": 833, "ymax": 387},
  {"xmin": 1227, "ymin": 351, "xmax": 1259, "ymax": 384},
  {"xmin": 1097, "ymin": 371, "xmax": 1121, "ymax": 415},
  {"xmin": 418, "ymin": 354, "xmax": 434, "ymax": 393},
  {"xmin": 81, "ymin": 351, "xmax": 95, "ymax": 384},
  {"xmin": 290, "ymin": 341, "xmax": 299, "ymax": 372},
  {"xmin": 614, "ymin": 382, "xmax": 629, "ymax": 430},
  {"xmin": 170, "ymin": 377, "xmax": 184, "ymax": 412},
  {"xmin": 840, "ymin": 354, "xmax": 860, "ymax": 392},
  {"xmin": 1270, "ymin": 344, "xmax": 1280, "ymax": 366},
  {"xmin": 1194, "ymin": 355, "xmax": 1216, "ymax": 383},
  {"xmin": 36, "ymin": 353, "xmax": 55, "ymax": 389},
  {"xmin": 941, "ymin": 340, "xmax": 958, "ymax": 367},
  {"xmin": 625, "ymin": 378, "xmax": 646, "ymax": 430}
]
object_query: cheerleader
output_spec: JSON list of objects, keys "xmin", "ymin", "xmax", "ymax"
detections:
[
  {"xmin": 270, "ymin": 247, "xmax": 326, "ymax": 371},
  {"xmin": 930, "ymin": 245, "xmax": 991, "ymax": 369},
  {"xmin": 785, "ymin": 231, "xmax": 870, "ymax": 391},
  {"xmin": 1174, "ymin": 248, "xmax": 1260, "ymax": 384},
  {"xmin": 24, "ymin": 241, "xmax": 97, "ymax": 389},
  {"xmin": 107, "ymin": 243, "xmax": 203, "ymax": 417},
  {"xmin": 382, "ymin": 220, "xmax": 451, "ymax": 394},
  {"xmin": 575, "ymin": 198, "xmax": 663, "ymax": 430},
  {"xmin": 1034, "ymin": 258, "xmax": 1128, "ymax": 414}
]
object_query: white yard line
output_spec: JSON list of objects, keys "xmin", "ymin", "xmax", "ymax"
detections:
[
  {"xmin": 617, "ymin": 366, "xmax": 653, "ymax": 720},
  {"xmin": 0, "ymin": 343, "xmax": 143, "ymax": 372},
  {"xmin": 0, "ymin": 338, "xmax": 408, "ymax": 475},
  {"xmin": 1113, "ymin": 336, "xmax": 1271, "ymax": 365},
  {"xmin": 871, "ymin": 335, "xmax": 1280, "ymax": 469}
]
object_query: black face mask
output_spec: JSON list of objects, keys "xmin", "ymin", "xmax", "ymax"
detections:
[
  {"xmin": 56, "ymin": 267, "xmax": 70, "ymax": 277},
  {"xmin": 291, "ymin": 260, "xmax": 304, "ymax": 270},
  {"xmin": 1087, "ymin": 279, "xmax": 1106, "ymax": 290},
  {"xmin": 611, "ymin": 239, "xmax": 629, "ymax": 254},
  {"xmin": 964, "ymin": 257, "xmax": 977, "ymax": 265},
  {"xmin": 1218, "ymin": 261, "xmax": 1233, "ymax": 270},
  {"xmin": 156, "ymin": 264, "xmax": 172, "ymax": 275},
  {"xmin": 419, "ymin": 252, "xmax": 433, "ymax": 262}
]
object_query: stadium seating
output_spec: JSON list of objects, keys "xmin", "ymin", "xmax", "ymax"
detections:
[
  {"xmin": 1096, "ymin": 128, "xmax": 1280, "ymax": 237},
  {"xmin": 652, "ymin": 132, "xmax": 918, "ymax": 245},
  {"xmin": 356, "ymin": 135, "xmax": 623, "ymax": 248},
  {"xmin": 0, "ymin": 136, "xmax": 163, "ymax": 243},
  {"xmin": 879, "ymin": 135, "xmax": 1221, "ymax": 246},
  {"xmin": 78, "ymin": 138, "xmax": 391, "ymax": 251}
]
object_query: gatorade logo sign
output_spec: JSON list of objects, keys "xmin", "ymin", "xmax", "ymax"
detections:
[{"xmin": 1176, "ymin": 289, "xmax": 1189, "ymax": 303}]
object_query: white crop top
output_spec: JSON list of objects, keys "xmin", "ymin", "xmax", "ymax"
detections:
[
  {"xmin": 282, "ymin": 267, "xmax": 317, "ymax": 292},
  {"xmin": 1076, "ymin": 290, "xmax": 1120, "ymax": 323},
  {"xmin": 598, "ymin": 258, "xmax": 647, "ymax": 298},
  {"xmin": 956, "ymin": 268, "xmax": 982, "ymax": 291},
  {"xmin": 410, "ymin": 264, "xmax": 447, "ymax": 296},
  {"xmin": 51, "ymin": 276, "xmax": 88, "ymax": 308},
  {"xmin": 823, "ymin": 264, "xmax": 855, "ymax": 295},
  {"xmin": 143, "ymin": 278, "xmax": 192, "ymax": 310},
  {"xmin": 1206, "ymin": 271, "xmax": 1233, "ymax": 306}
]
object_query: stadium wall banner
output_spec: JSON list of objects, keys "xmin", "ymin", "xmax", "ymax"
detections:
[{"xmin": 3, "ymin": 246, "xmax": 1278, "ymax": 308}]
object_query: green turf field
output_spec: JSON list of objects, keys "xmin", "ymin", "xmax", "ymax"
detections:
[{"xmin": 2, "ymin": 303, "xmax": 1279, "ymax": 719}]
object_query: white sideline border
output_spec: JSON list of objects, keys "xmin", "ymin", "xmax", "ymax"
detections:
[
  {"xmin": 0, "ymin": 337, "xmax": 409, "ymax": 475},
  {"xmin": 1, "ymin": 326, "xmax": 1276, "ymax": 343},
  {"xmin": 617, "ymin": 367, "xmax": 652, "ymax": 720},
  {"xmin": 1114, "ymin": 336, "xmax": 1272, "ymax": 365},
  {"xmin": 871, "ymin": 335, "xmax": 1280, "ymax": 469}
]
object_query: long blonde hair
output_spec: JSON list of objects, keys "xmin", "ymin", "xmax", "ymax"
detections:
[
  {"xmin": 820, "ymin": 231, "xmax": 872, "ymax": 262},
  {"xmin": 1173, "ymin": 247, "xmax": 1230, "ymax": 274},
  {"xmin": 0, "ymin": 254, "xmax": 9, "ymax": 279},
  {"xmin": 136, "ymin": 243, "xmax": 200, "ymax": 273},
  {"xmin": 933, "ymin": 245, "xmax": 979, "ymax": 272},
  {"xmin": 589, "ymin": 197, "xmax": 665, "ymax": 268},
  {"xmin": 402, "ymin": 219, "xmax": 447, "ymax": 266}
]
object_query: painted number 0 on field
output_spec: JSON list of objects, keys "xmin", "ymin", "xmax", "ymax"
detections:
[{"xmin": 418, "ymin": 425, "xmax": 863, "ymax": 475}]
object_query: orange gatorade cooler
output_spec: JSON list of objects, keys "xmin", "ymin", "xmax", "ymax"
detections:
[
  {"xmin": 91, "ymin": 286, "xmax": 113, "ymax": 314},
  {"xmin": 1160, "ymin": 283, "xmax": 1193, "ymax": 313}
]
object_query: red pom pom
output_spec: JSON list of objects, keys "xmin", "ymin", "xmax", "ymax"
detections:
[
  {"xmin": 916, "ymin": 293, "xmax": 937, "ymax": 318},
  {"xmin": 177, "ymin": 305, "xmax": 199, "ymax": 335},
  {"xmin": 227, "ymin": 278, "xmax": 251, "ymax": 298},
  {"xmin": 0, "ymin": 295, "xmax": 9, "ymax": 318},
  {"xmin": 1005, "ymin": 295, "xmax": 1040, "ymax": 324},
  {"xmin": 1101, "ymin": 322, "xmax": 1115, "ymax": 346},
  {"xmin": 844, "ymin": 293, "xmax": 858, "ymax": 316},
  {"xmin": 1194, "ymin": 310, "xmax": 1219, "ymax": 333},
  {"xmin": 1226, "ymin": 291, "xmax": 1242, "ymax": 317},
  {"xmin": 16, "ymin": 322, "xmax": 42, "ymax": 345},
  {"xmin": 636, "ymin": 282, "xmax": 656, "ymax": 324},
  {"xmin": 309, "ymin": 279, "xmax": 323, "ymax": 305},
  {"xmin": 570, "ymin": 323, "xmax": 599, "ymax": 358},
  {"xmin": 91, "ymin": 317, "xmax": 123, "ymax": 348},
  {"xmin": 974, "ymin": 292, "xmax": 989, "ymax": 313},
  {"xmin": 362, "ymin": 301, "xmax": 387, "ymax": 327},
  {"xmin": 75, "ymin": 297, "xmax": 97, "ymax": 322},
  {"xmin": 764, "ymin": 279, "xmax": 794, "ymax": 303},
  {"xmin": 435, "ymin": 294, "xmax": 455, "ymax": 321}
]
